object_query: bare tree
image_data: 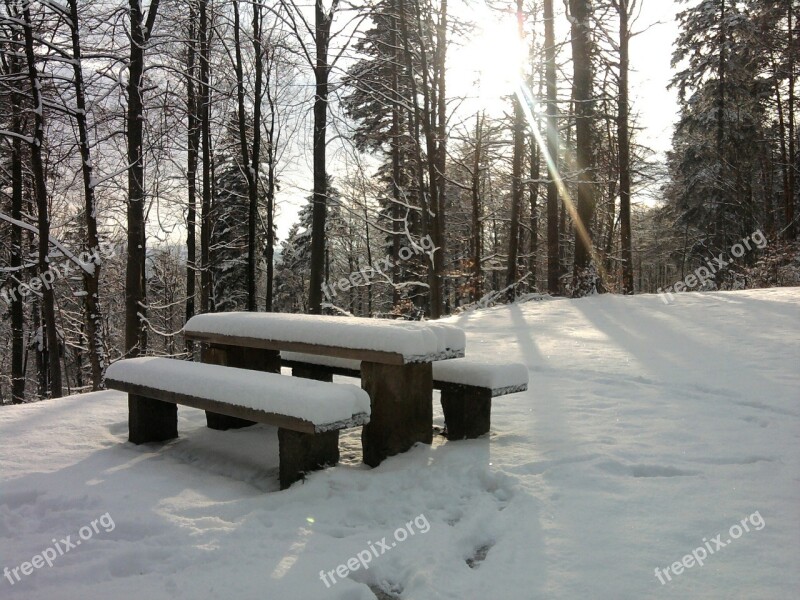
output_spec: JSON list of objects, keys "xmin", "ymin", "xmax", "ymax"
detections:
[
  {"xmin": 21, "ymin": 2, "xmax": 62, "ymax": 397},
  {"xmin": 506, "ymin": 0, "xmax": 525, "ymax": 300},
  {"xmin": 66, "ymin": 0, "xmax": 106, "ymax": 385},
  {"xmin": 568, "ymin": 0, "xmax": 600, "ymax": 296},
  {"xmin": 612, "ymin": 0, "xmax": 634, "ymax": 294},
  {"xmin": 543, "ymin": 0, "xmax": 560, "ymax": 294}
]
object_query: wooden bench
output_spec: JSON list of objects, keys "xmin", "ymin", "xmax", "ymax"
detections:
[
  {"xmin": 281, "ymin": 353, "xmax": 529, "ymax": 440},
  {"xmin": 105, "ymin": 357, "xmax": 370, "ymax": 489},
  {"xmin": 184, "ymin": 313, "xmax": 465, "ymax": 467}
]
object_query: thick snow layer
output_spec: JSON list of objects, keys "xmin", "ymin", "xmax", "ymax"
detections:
[
  {"xmin": 281, "ymin": 353, "xmax": 529, "ymax": 395},
  {"xmin": 2, "ymin": 288, "xmax": 799, "ymax": 599},
  {"xmin": 432, "ymin": 358, "xmax": 528, "ymax": 393},
  {"xmin": 185, "ymin": 313, "xmax": 465, "ymax": 363},
  {"xmin": 105, "ymin": 357, "xmax": 370, "ymax": 429}
]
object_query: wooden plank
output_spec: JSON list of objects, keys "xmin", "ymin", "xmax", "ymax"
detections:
[
  {"xmin": 105, "ymin": 378, "xmax": 368, "ymax": 435},
  {"xmin": 185, "ymin": 330, "xmax": 410, "ymax": 365},
  {"xmin": 282, "ymin": 359, "xmax": 361, "ymax": 380}
]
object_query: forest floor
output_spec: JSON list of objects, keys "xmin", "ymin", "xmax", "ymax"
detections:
[{"xmin": 1, "ymin": 288, "xmax": 799, "ymax": 599}]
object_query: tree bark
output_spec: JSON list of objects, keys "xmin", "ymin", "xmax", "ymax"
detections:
[
  {"xmin": 390, "ymin": 1, "xmax": 403, "ymax": 306},
  {"xmin": 569, "ymin": 0, "xmax": 598, "ymax": 294},
  {"xmin": 472, "ymin": 112, "xmax": 484, "ymax": 301},
  {"xmin": 186, "ymin": 2, "xmax": 199, "ymax": 346},
  {"xmin": 307, "ymin": 0, "xmax": 338, "ymax": 314},
  {"xmin": 232, "ymin": 0, "xmax": 262, "ymax": 312},
  {"xmin": 506, "ymin": 0, "xmax": 525, "ymax": 301},
  {"xmin": 125, "ymin": 0, "xmax": 160, "ymax": 358},
  {"xmin": 786, "ymin": 1, "xmax": 795, "ymax": 239},
  {"xmin": 9, "ymin": 43, "xmax": 25, "ymax": 403},
  {"xmin": 544, "ymin": 0, "xmax": 560, "ymax": 295},
  {"xmin": 22, "ymin": 4, "xmax": 62, "ymax": 397},
  {"xmin": 199, "ymin": 0, "xmax": 212, "ymax": 313},
  {"xmin": 435, "ymin": 0, "xmax": 448, "ymax": 312},
  {"xmin": 410, "ymin": 0, "xmax": 444, "ymax": 317},
  {"xmin": 67, "ymin": 0, "xmax": 106, "ymax": 385},
  {"xmin": 617, "ymin": 0, "xmax": 634, "ymax": 294}
]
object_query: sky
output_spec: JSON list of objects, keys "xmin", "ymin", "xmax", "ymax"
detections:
[
  {"xmin": 627, "ymin": 0, "xmax": 683, "ymax": 155},
  {"xmin": 274, "ymin": 0, "xmax": 685, "ymax": 242}
]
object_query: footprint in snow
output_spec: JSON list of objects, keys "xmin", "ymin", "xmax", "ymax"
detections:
[
  {"xmin": 368, "ymin": 582, "xmax": 403, "ymax": 599},
  {"xmin": 466, "ymin": 542, "xmax": 493, "ymax": 569}
]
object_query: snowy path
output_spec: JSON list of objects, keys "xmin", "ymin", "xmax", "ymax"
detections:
[{"xmin": 1, "ymin": 289, "xmax": 798, "ymax": 599}]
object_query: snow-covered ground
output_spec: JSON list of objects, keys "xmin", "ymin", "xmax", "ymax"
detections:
[{"xmin": 2, "ymin": 288, "xmax": 798, "ymax": 599}]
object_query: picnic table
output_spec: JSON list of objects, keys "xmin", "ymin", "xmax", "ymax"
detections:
[{"xmin": 184, "ymin": 313, "xmax": 466, "ymax": 467}]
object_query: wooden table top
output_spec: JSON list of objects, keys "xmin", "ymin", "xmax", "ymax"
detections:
[{"xmin": 184, "ymin": 312, "xmax": 465, "ymax": 365}]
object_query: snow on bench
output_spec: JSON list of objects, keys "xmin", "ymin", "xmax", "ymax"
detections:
[
  {"xmin": 281, "ymin": 353, "xmax": 529, "ymax": 441},
  {"xmin": 434, "ymin": 358, "xmax": 528, "ymax": 440},
  {"xmin": 184, "ymin": 313, "xmax": 465, "ymax": 364},
  {"xmin": 105, "ymin": 357, "xmax": 370, "ymax": 489},
  {"xmin": 281, "ymin": 354, "xmax": 529, "ymax": 397},
  {"xmin": 433, "ymin": 358, "xmax": 529, "ymax": 397}
]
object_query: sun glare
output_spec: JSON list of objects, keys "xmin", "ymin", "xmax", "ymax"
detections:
[{"xmin": 451, "ymin": 12, "xmax": 524, "ymax": 109}]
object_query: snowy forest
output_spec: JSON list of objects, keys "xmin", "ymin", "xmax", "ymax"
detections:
[{"xmin": 1, "ymin": 0, "xmax": 798, "ymax": 403}]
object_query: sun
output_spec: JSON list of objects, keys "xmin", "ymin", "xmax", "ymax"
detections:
[{"xmin": 449, "ymin": 9, "xmax": 524, "ymax": 111}]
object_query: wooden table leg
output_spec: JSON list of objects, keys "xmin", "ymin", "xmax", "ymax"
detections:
[
  {"xmin": 201, "ymin": 343, "xmax": 281, "ymax": 430},
  {"xmin": 360, "ymin": 361, "xmax": 433, "ymax": 467},
  {"xmin": 440, "ymin": 384, "xmax": 492, "ymax": 440}
]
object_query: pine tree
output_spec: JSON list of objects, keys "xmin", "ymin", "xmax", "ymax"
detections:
[
  {"xmin": 211, "ymin": 154, "xmax": 250, "ymax": 313},
  {"xmin": 274, "ymin": 177, "xmax": 344, "ymax": 313},
  {"xmin": 668, "ymin": 0, "xmax": 767, "ymax": 259}
]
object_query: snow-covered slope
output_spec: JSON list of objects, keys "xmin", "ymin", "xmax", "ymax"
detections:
[{"xmin": 1, "ymin": 288, "xmax": 798, "ymax": 599}]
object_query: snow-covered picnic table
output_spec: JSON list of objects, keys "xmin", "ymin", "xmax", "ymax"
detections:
[{"xmin": 184, "ymin": 313, "xmax": 466, "ymax": 466}]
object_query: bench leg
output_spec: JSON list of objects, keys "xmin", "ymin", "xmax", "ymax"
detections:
[
  {"xmin": 441, "ymin": 385, "xmax": 492, "ymax": 440},
  {"xmin": 278, "ymin": 429, "xmax": 340, "ymax": 490},
  {"xmin": 361, "ymin": 361, "xmax": 433, "ymax": 468},
  {"xmin": 202, "ymin": 344, "xmax": 280, "ymax": 430},
  {"xmin": 291, "ymin": 364, "xmax": 334, "ymax": 382},
  {"xmin": 128, "ymin": 393, "xmax": 178, "ymax": 444}
]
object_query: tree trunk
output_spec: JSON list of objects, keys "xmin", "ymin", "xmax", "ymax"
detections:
[
  {"xmin": 506, "ymin": 0, "xmax": 525, "ymax": 301},
  {"xmin": 390, "ymin": 1, "xmax": 403, "ymax": 306},
  {"xmin": 232, "ymin": 0, "xmax": 262, "ymax": 312},
  {"xmin": 569, "ymin": 0, "xmax": 598, "ymax": 295},
  {"xmin": 22, "ymin": 4, "xmax": 62, "ymax": 397},
  {"xmin": 9, "ymin": 46, "xmax": 25, "ymax": 403},
  {"xmin": 715, "ymin": 0, "xmax": 726, "ymax": 249},
  {"xmin": 125, "ymin": 0, "xmax": 160, "ymax": 358},
  {"xmin": 67, "ymin": 0, "xmax": 106, "ymax": 386},
  {"xmin": 199, "ymin": 0, "xmax": 212, "ymax": 313},
  {"xmin": 186, "ymin": 2, "xmax": 200, "ymax": 346},
  {"xmin": 265, "ymin": 52, "xmax": 277, "ymax": 312},
  {"xmin": 308, "ymin": 0, "xmax": 337, "ymax": 314},
  {"xmin": 786, "ymin": 1, "xmax": 796, "ymax": 239},
  {"xmin": 544, "ymin": 0, "xmax": 560, "ymax": 295},
  {"xmin": 618, "ymin": 0, "xmax": 634, "ymax": 294},
  {"xmin": 398, "ymin": 0, "xmax": 435, "ymax": 313},
  {"xmin": 435, "ymin": 0, "xmax": 448, "ymax": 313},
  {"xmin": 472, "ymin": 112, "xmax": 484, "ymax": 301}
]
